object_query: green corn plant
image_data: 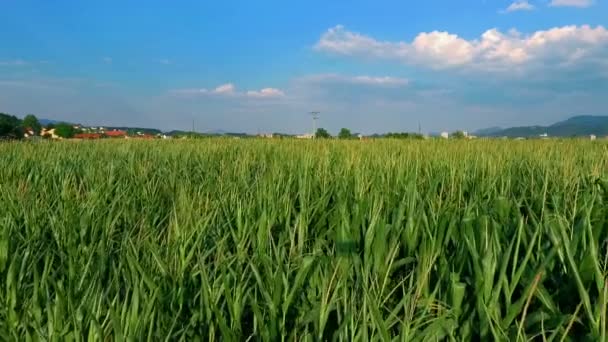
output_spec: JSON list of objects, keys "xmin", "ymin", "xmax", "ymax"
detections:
[{"xmin": 0, "ymin": 138, "xmax": 607, "ymax": 340}]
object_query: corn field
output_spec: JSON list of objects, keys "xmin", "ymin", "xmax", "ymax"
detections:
[{"xmin": 1, "ymin": 139, "xmax": 607, "ymax": 341}]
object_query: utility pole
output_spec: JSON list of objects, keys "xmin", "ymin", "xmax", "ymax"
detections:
[
  {"xmin": 192, "ymin": 119, "xmax": 195, "ymax": 133},
  {"xmin": 418, "ymin": 121, "xmax": 421, "ymax": 135},
  {"xmin": 309, "ymin": 111, "xmax": 320, "ymax": 137}
]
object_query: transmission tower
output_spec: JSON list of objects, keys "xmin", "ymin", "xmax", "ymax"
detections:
[{"xmin": 310, "ymin": 111, "xmax": 320, "ymax": 137}]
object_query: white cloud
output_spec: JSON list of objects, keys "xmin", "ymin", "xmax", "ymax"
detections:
[
  {"xmin": 169, "ymin": 88, "xmax": 209, "ymax": 95},
  {"xmin": 351, "ymin": 76, "xmax": 409, "ymax": 86},
  {"xmin": 412, "ymin": 31, "xmax": 474, "ymax": 66},
  {"xmin": 316, "ymin": 25, "xmax": 407, "ymax": 59},
  {"xmin": 549, "ymin": 0, "xmax": 593, "ymax": 7},
  {"xmin": 170, "ymin": 83, "xmax": 285, "ymax": 98},
  {"xmin": 102, "ymin": 57, "xmax": 112, "ymax": 64},
  {"xmin": 0, "ymin": 59, "xmax": 28, "ymax": 66},
  {"xmin": 315, "ymin": 25, "xmax": 608, "ymax": 72},
  {"xmin": 246, "ymin": 88, "xmax": 285, "ymax": 98},
  {"xmin": 504, "ymin": 0, "xmax": 535, "ymax": 12},
  {"xmin": 212, "ymin": 83, "xmax": 235, "ymax": 95},
  {"xmin": 302, "ymin": 74, "xmax": 409, "ymax": 86},
  {"xmin": 159, "ymin": 59, "xmax": 172, "ymax": 65}
]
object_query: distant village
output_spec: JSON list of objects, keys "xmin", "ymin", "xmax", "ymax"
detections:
[
  {"xmin": 34, "ymin": 125, "xmax": 172, "ymax": 140},
  {"xmin": 2, "ymin": 112, "xmax": 604, "ymax": 141},
  {"xmin": 32, "ymin": 126, "xmax": 599, "ymax": 141},
  {"xmin": 15, "ymin": 124, "xmax": 604, "ymax": 142}
]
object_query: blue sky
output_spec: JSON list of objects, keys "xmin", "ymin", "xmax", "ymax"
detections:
[{"xmin": 1, "ymin": 0, "xmax": 607, "ymax": 134}]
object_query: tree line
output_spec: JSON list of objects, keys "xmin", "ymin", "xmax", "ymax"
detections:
[
  {"xmin": 0, "ymin": 112, "xmax": 77, "ymax": 139},
  {"xmin": 1, "ymin": 112, "xmax": 466, "ymax": 141},
  {"xmin": 314, "ymin": 127, "xmax": 425, "ymax": 139},
  {"xmin": 314, "ymin": 128, "xmax": 473, "ymax": 139}
]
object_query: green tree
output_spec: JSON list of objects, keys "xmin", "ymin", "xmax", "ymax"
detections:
[
  {"xmin": 0, "ymin": 113, "xmax": 23, "ymax": 139},
  {"xmin": 338, "ymin": 128, "xmax": 352, "ymax": 139},
  {"xmin": 22, "ymin": 114, "xmax": 42, "ymax": 135},
  {"xmin": 54, "ymin": 122, "xmax": 76, "ymax": 139},
  {"xmin": 452, "ymin": 131, "xmax": 466, "ymax": 139},
  {"xmin": 384, "ymin": 132, "xmax": 424, "ymax": 139},
  {"xmin": 315, "ymin": 128, "xmax": 331, "ymax": 139}
]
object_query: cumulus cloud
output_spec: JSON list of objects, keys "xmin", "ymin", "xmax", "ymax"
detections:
[
  {"xmin": 169, "ymin": 88, "xmax": 209, "ymax": 95},
  {"xmin": 246, "ymin": 88, "xmax": 285, "ymax": 98},
  {"xmin": 302, "ymin": 74, "xmax": 409, "ymax": 86},
  {"xmin": 549, "ymin": 0, "xmax": 593, "ymax": 7},
  {"xmin": 315, "ymin": 25, "xmax": 608, "ymax": 72},
  {"xmin": 170, "ymin": 83, "xmax": 285, "ymax": 98},
  {"xmin": 212, "ymin": 83, "xmax": 236, "ymax": 95},
  {"xmin": 504, "ymin": 0, "xmax": 535, "ymax": 12},
  {"xmin": 169, "ymin": 83, "xmax": 237, "ymax": 96}
]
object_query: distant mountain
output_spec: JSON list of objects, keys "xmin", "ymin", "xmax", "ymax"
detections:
[
  {"xmin": 477, "ymin": 116, "xmax": 608, "ymax": 137},
  {"xmin": 39, "ymin": 118, "xmax": 62, "ymax": 126},
  {"xmin": 223, "ymin": 132, "xmax": 250, "ymax": 137},
  {"xmin": 205, "ymin": 129, "xmax": 228, "ymax": 135},
  {"xmin": 473, "ymin": 126, "xmax": 502, "ymax": 136},
  {"xmin": 165, "ymin": 130, "xmax": 191, "ymax": 136}
]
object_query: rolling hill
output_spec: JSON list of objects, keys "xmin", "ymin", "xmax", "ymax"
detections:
[{"xmin": 476, "ymin": 116, "xmax": 608, "ymax": 137}]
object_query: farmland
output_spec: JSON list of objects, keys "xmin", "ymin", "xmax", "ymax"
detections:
[{"xmin": 0, "ymin": 139, "xmax": 607, "ymax": 340}]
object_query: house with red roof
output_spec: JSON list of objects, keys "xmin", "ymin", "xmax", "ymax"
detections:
[
  {"xmin": 104, "ymin": 130, "xmax": 127, "ymax": 138},
  {"xmin": 74, "ymin": 133, "xmax": 103, "ymax": 139}
]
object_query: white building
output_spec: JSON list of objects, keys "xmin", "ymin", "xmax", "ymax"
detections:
[
  {"xmin": 590, "ymin": 134, "xmax": 597, "ymax": 140},
  {"xmin": 40, "ymin": 128, "xmax": 60, "ymax": 139},
  {"xmin": 23, "ymin": 128, "xmax": 36, "ymax": 138},
  {"xmin": 440, "ymin": 132, "xmax": 449, "ymax": 139},
  {"xmin": 296, "ymin": 134, "xmax": 314, "ymax": 139}
]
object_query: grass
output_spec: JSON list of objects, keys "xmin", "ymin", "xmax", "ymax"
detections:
[{"xmin": 0, "ymin": 138, "xmax": 607, "ymax": 340}]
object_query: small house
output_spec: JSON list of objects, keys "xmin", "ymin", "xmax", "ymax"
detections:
[
  {"xmin": 74, "ymin": 133, "xmax": 103, "ymax": 139},
  {"xmin": 41, "ymin": 128, "xmax": 60, "ymax": 139},
  {"xmin": 104, "ymin": 130, "xmax": 127, "ymax": 138},
  {"xmin": 23, "ymin": 127, "xmax": 36, "ymax": 138}
]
